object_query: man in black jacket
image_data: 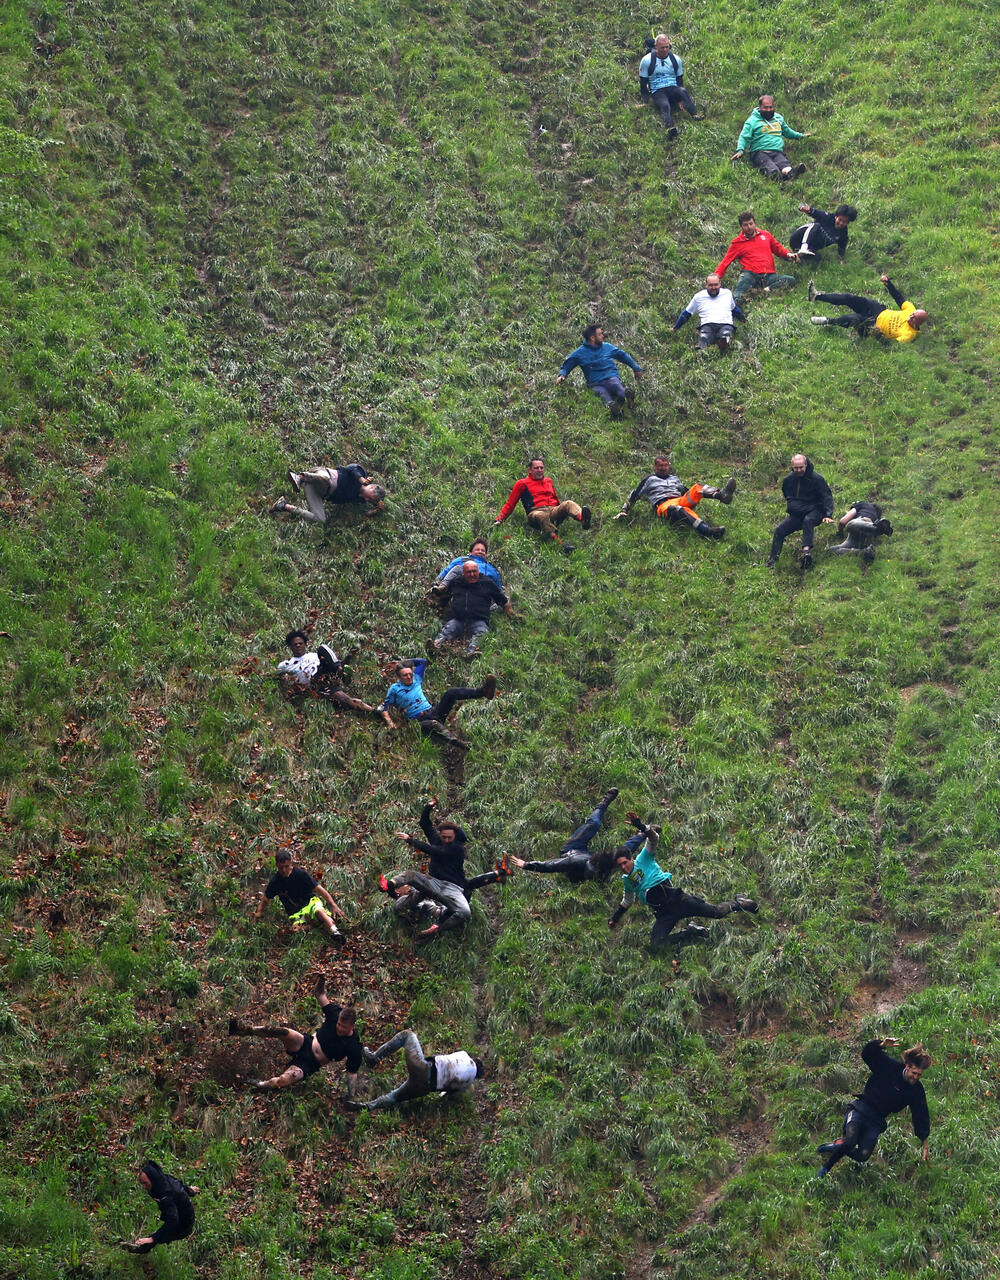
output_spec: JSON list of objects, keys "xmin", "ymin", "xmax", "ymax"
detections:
[
  {"xmin": 790, "ymin": 203, "xmax": 857, "ymax": 261},
  {"xmin": 817, "ymin": 1038, "xmax": 932, "ymax": 1177},
  {"xmin": 229, "ymin": 975, "xmax": 363, "ymax": 1094},
  {"xmin": 122, "ymin": 1160, "xmax": 198, "ymax": 1252},
  {"xmin": 384, "ymin": 799, "xmax": 473, "ymax": 936},
  {"xmin": 430, "ymin": 560, "xmax": 513, "ymax": 654},
  {"xmin": 270, "ymin": 463, "xmax": 386, "ymax": 521},
  {"xmin": 512, "ymin": 788, "xmax": 635, "ymax": 882},
  {"xmin": 767, "ymin": 454, "xmax": 834, "ymax": 569}
]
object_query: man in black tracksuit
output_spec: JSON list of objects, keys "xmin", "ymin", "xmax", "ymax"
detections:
[
  {"xmin": 816, "ymin": 1038, "xmax": 931, "ymax": 1178},
  {"xmin": 383, "ymin": 799, "xmax": 476, "ymax": 937},
  {"xmin": 430, "ymin": 560, "xmax": 513, "ymax": 654},
  {"xmin": 789, "ymin": 203, "xmax": 857, "ymax": 261},
  {"xmin": 123, "ymin": 1160, "xmax": 198, "ymax": 1252},
  {"xmin": 767, "ymin": 454, "xmax": 834, "ymax": 568}
]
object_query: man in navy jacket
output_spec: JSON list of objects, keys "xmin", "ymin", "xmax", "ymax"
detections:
[
  {"xmin": 766, "ymin": 454, "xmax": 834, "ymax": 569},
  {"xmin": 817, "ymin": 1038, "xmax": 932, "ymax": 1177}
]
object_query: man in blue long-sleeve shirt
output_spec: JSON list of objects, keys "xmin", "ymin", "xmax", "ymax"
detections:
[
  {"xmin": 557, "ymin": 324, "xmax": 643, "ymax": 418},
  {"xmin": 816, "ymin": 1038, "xmax": 932, "ymax": 1178}
]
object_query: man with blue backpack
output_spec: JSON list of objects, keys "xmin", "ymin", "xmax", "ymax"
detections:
[{"xmin": 638, "ymin": 34, "xmax": 703, "ymax": 137}]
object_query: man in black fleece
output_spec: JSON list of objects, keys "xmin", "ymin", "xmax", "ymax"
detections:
[
  {"xmin": 767, "ymin": 454, "xmax": 834, "ymax": 569},
  {"xmin": 228, "ymin": 975, "xmax": 363, "ymax": 1093},
  {"xmin": 383, "ymin": 799, "xmax": 474, "ymax": 937},
  {"xmin": 512, "ymin": 788, "xmax": 633, "ymax": 882},
  {"xmin": 790, "ymin": 203, "xmax": 857, "ymax": 261},
  {"xmin": 430, "ymin": 560, "xmax": 513, "ymax": 654},
  {"xmin": 816, "ymin": 1038, "xmax": 931, "ymax": 1177},
  {"xmin": 123, "ymin": 1160, "xmax": 198, "ymax": 1252}
]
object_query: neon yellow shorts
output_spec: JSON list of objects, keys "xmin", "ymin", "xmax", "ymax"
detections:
[{"xmin": 289, "ymin": 896, "xmax": 325, "ymax": 925}]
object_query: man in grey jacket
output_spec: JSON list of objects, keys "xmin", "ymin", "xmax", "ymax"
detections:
[{"xmin": 613, "ymin": 455, "xmax": 735, "ymax": 539}]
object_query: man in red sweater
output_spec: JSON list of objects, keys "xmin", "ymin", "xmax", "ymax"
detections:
[
  {"xmin": 495, "ymin": 456, "xmax": 591, "ymax": 551},
  {"xmin": 716, "ymin": 210, "xmax": 800, "ymax": 306}
]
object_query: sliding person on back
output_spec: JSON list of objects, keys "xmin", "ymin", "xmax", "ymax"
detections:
[{"xmin": 809, "ymin": 274, "xmax": 927, "ymax": 342}]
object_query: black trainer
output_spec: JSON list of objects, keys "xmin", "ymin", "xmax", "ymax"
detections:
[
  {"xmin": 733, "ymin": 895, "xmax": 758, "ymax": 913},
  {"xmin": 580, "ymin": 506, "xmax": 592, "ymax": 530}
]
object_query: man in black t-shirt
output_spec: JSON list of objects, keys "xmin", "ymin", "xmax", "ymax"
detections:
[
  {"xmin": 229, "ymin": 975, "xmax": 364, "ymax": 1094},
  {"xmin": 254, "ymin": 850, "xmax": 346, "ymax": 943},
  {"xmin": 830, "ymin": 500, "xmax": 892, "ymax": 563}
]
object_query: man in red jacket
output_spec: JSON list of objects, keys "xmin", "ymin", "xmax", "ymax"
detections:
[
  {"xmin": 495, "ymin": 456, "xmax": 591, "ymax": 551},
  {"xmin": 716, "ymin": 210, "xmax": 801, "ymax": 305}
]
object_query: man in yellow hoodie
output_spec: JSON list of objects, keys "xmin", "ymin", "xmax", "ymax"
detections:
[{"xmin": 808, "ymin": 274, "xmax": 927, "ymax": 342}]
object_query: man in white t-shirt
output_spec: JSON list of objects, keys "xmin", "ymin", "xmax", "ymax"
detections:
[
  {"xmin": 350, "ymin": 1028, "xmax": 484, "ymax": 1110},
  {"xmin": 673, "ymin": 274, "xmax": 746, "ymax": 352}
]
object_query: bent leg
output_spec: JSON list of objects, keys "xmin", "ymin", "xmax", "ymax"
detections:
[
  {"xmin": 731, "ymin": 270, "xmax": 759, "ymax": 305},
  {"xmin": 751, "ymin": 149, "xmax": 786, "ymax": 180},
  {"xmin": 770, "ymin": 514, "xmax": 805, "ymax": 561},
  {"xmin": 561, "ymin": 805, "xmax": 606, "ymax": 854},
  {"xmin": 552, "ymin": 499, "xmax": 583, "ymax": 525},
  {"xmin": 527, "ymin": 506, "xmax": 558, "ymax": 538},
  {"xmin": 814, "ymin": 292, "xmax": 883, "ymax": 320},
  {"xmin": 650, "ymin": 88, "xmax": 675, "ymax": 128},
  {"xmin": 283, "ymin": 478, "xmax": 329, "ymax": 523},
  {"xmin": 431, "ymin": 681, "xmax": 492, "ymax": 720}
]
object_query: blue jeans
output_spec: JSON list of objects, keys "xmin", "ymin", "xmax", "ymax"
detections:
[
  {"xmin": 435, "ymin": 618, "xmax": 489, "ymax": 650},
  {"xmin": 590, "ymin": 375, "xmax": 627, "ymax": 407},
  {"xmin": 562, "ymin": 803, "xmax": 644, "ymax": 856}
]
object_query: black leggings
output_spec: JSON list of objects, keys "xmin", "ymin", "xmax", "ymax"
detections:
[
  {"xmin": 822, "ymin": 1106, "xmax": 883, "ymax": 1169},
  {"xmin": 770, "ymin": 510, "xmax": 823, "ymax": 559},
  {"xmin": 646, "ymin": 883, "xmax": 733, "ymax": 948},
  {"xmin": 650, "ymin": 86, "xmax": 696, "ymax": 128},
  {"xmin": 420, "ymin": 683, "xmax": 490, "ymax": 722}
]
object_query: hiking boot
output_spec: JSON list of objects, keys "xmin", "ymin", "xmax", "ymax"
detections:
[
  {"xmin": 362, "ymin": 1046, "xmax": 380, "ymax": 1067},
  {"xmin": 609, "ymin": 400, "xmax": 624, "ymax": 420},
  {"xmin": 667, "ymin": 126, "xmax": 678, "ymax": 139},
  {"xmin": 718, "ymin": 476, "xmax": 736, "ymax": 504},
  {"xmin": 733, "ymin": 895, "xmax": 758, "ymax": 913},
  {"xmin": 562, "ymin": 542, "xmax": 576, "ymax": 554},
  {"xmin": 421, "ymin": 718, "xmax": 447, "ymax": 735},
  {"xmin": 697, "ymin": 522, "xmax": 725, "ymax": 539},
  {"xmin": 600, "ymin": 787, "xmax": 620, "ymax": 808},
  {"xmin": 801, "ymin": 550, "xmax": 814, "ymax": 570},
  {"xmin": 482, "ymin": 674, "xmax": 498, "ymax": 699},
  {"xmin": 580, "ymin": 506, "xmax": 592, "ymax": 530},
  {"xmin": 624, "ymin": 387, "xmax": 636, "ymax": 408},
  {"xmin": 807, "ymin": 279, "xmax": 817, "ymax": 302},
  {"xmin": 790, "ymin": 162, "xmax": 806, "ymax": 179},
  {"xmin": 765, "ymin": 556, "xmax": 776, "ymax": 568},
  {"xmin": 692, "ymin": 106, "xmax": 706, "ymax": 120},
  {"xmin": 426, "ymin": 637, "xmax": 440, "ymax": 657},
  {"xmin": 313, "ymin": 974, "xmax": 326, "ymax": 998},
  {"xmin": 327, "ymin": 927, "xmax": 344, "ymax": 945},
  {"xmin": 269, "ymin": 498, "xmax": 290, "ymax": 514},
  {"xmin": 287, "ymin": 470, "xmax": 302, "ymax": 493}
]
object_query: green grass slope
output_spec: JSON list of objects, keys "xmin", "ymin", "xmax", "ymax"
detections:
[{"xmin": 1, "ymin": 0, "xmax": 1000, "ymax": 1277}]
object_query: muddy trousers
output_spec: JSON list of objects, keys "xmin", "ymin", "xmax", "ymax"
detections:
[
  {"xmin": 365, "ymin": 1030, "xmax": 434, "ymax": 1109},
  {"xmin": 527, "ymin": 502, "xmax": 583, "ymax": 538}
]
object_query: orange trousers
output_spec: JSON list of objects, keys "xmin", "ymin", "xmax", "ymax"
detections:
[{"xmin": 655, "ymin": 483, "xmax": 704, "ymax": 519}]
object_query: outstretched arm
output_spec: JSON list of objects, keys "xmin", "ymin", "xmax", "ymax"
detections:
[{"xmin": 880, "ymin": 275, "xmax": 907, "ymax": 308}]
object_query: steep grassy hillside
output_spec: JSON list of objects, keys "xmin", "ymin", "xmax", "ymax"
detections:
[{"xmin": 2, "ymin": 1, "xmax": 1000, "ymax": 1277}]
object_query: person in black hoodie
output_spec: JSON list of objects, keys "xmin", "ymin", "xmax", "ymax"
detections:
[
  {"xmin": 790, "ymin": 203, "xmax": 858, "ymax": 261},
  {"xmin": 122, "ymin": 1160, "xmax": 198, "ymax": 1252},
  {"xmin": 767, "ymin": 454, "xmax": 834, "ymax": 569},
  {"xmin": 430, "ymin": 560, "xmax": 513, "ymax": 654},
  {"xmin": 816, "ymin": 1038, "xmax": 932, "ymax": 1177},
  {"xmin": 511, "ymin": 788, "xmax": 636, "ymax": 882},
  {"xmin": 383, "ymin": 799, "xmax": 474, "ymax": 937}
]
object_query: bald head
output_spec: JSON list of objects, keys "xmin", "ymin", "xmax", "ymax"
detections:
[
  {"xmin": 908, "ymin": 309, "xmax": 928, "ymax": 330},
  {"xmin": 705, "ymin": 273, "xmax": 721, "ymax": 295},
  {"xmin": 791, "ymin": 454, "xmax": 807, "ymax": 475}
]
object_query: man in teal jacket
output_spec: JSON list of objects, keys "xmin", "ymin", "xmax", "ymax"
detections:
[
  {"xmin": 731, "ymin": 95, "xmax": 811, "ymax": 182},
  {"xmin": 608, "ymin": 815, "xmax": 758, "ymax": 949}
]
